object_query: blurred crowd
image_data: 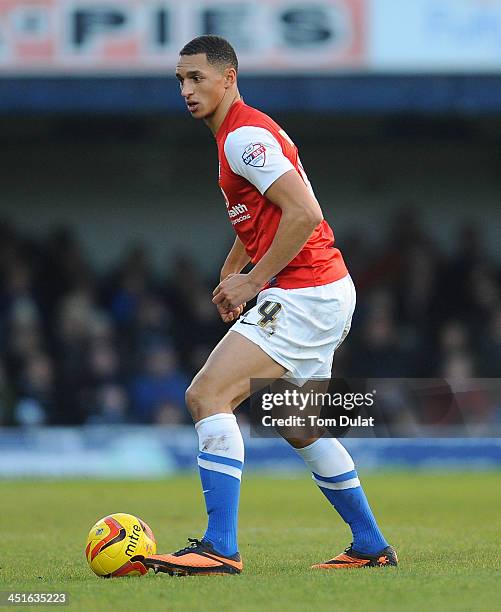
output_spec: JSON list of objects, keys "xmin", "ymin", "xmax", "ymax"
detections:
[{"xmin": 0, "ymin": 209, "xmax": 500, "ymax": 427}]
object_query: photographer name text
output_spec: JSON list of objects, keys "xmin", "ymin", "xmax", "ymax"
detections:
[{"xmin": 261, "ymin": 415, "xmax": 375, "ymax": 427}]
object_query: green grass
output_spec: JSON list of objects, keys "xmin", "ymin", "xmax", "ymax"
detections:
[{"xmin": 1, "ymin": 473, "xmax": 500, "ymax": 611}]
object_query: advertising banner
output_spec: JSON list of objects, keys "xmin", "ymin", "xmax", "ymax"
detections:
[
  {"xmin": 0, "ymin": 0, "xmax": 366, "ymax": 75},
  {"xmin": 1, "ymin": 1, "xmax": 500, "ymax": 76},
  {"xmin": 370, "ymin": 0, "xmax": 501, "ymax": 72}
]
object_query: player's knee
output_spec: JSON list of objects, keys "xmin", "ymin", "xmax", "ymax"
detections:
[
  {"xmin": 185, "ymin": 374, "xmax": 216, "ymax": 421},
  {"xmin": 186, "ymin": 371, "xmax": 245, "ymax": 422},
  {"xmin": 185, "ymin": 382, "xmax": 203, "ymax": 420}
]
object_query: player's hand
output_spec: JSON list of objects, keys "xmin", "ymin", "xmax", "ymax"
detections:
[
  {"xmin": 212, "ymin": 273, "xmax": 260, "ymax": 311},
  {"xmin": 217, "ymin": 302, "xmax": 245, "ymax": 323}
]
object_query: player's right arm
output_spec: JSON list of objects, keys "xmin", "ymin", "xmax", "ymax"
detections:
[
  {"xmin": 220, "ymin": 235, "xmax": 251, "ymax": 282},
  {"xmin": 218, "ymin": 236, "xmax": 251, "ymax": 323}
]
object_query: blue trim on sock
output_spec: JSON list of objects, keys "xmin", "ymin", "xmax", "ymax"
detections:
[
  {"xmin": 198, "ymin": 451, "xmax": 244, "ymax": 471},
  {"xmin": 312, "ymin": 469, "xmax": 358, "ymax": 483}
]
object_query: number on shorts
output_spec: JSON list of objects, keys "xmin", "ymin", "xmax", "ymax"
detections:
[{"xmin": 257, "ymin": 301, "xmax": 282, "ymax": 328}]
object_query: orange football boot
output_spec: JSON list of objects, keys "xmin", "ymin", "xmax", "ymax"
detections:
[
  {"xmin": 132, "ymin": 538, "xmax": 242, "ymax": 576},
  {"xmin": 312, "ymin": 544, "xmax": 398, "ymax": 569}
]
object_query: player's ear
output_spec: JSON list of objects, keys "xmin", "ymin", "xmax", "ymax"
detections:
[{"xmin": 223, "ymin": 67, "xmax": 237, "ymax": 88}]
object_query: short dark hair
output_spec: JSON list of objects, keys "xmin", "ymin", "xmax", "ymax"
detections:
[{"xmin": 180, "ymin": 35, "xmax": 238, "ymax": 73}]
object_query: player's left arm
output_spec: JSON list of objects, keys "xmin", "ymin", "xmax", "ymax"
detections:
[{"xmin": 213, "ymin": 169, "xmax": 322, "ymax": 310}]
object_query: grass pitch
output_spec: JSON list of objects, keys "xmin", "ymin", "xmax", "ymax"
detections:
[{"xmin": 1, "ymin": 472, "xmax": 500, "ymax": 611}]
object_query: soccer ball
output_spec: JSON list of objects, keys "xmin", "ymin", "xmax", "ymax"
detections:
[{"xmin": 85, "ymin": 513, "xmax": 156, "ymax": 577}]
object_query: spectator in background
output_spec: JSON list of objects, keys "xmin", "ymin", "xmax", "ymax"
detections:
[
  {"xmin": 349, "ymin": 289, "xmax": 414, "ymax": 377},
  {"xmin": 396, "ymin": 243, "xmax": 440, "ymax": 330},
  {"xmin": 441, "ymin": 222, "xmax": 485, "ymax": 316},
  {"xmin": 2, "ymin": 258, "xmax": 40, "ymax": 320},
  {"xmin": 432, "ymin": 320, "xmax": 470, "ymax": 374},
  {"xmin": 80, "ymin": 338, "xmax": 123, "ymax": 419},
  {"xmin": 86, "ymin": 340, "xmax": 121, "ymax": 386},
  {"xmin": 355, "ymin": 206, "xmax": 425, "ymax": 295},
  {"xmin": 5, "ymin": 309, "xmax": 45, "ymax": 376},
  {"xmin": 108, "ymin": 244, "xmax": 154, "ymax": 326},
  {"xmin": 156, "ymin": 399, "xmax": 189, "ymax": 425},
  {"xmin": 110, "ymin": 268, "xmax": 147, "ymax": 326},
  {"xmin": 338, "ymin": 227, "xmax": 372, "ymax": 291},
  {"xmin": 163, "ymin": 253, "xmax": 226, "ymax": 372},
  {"xmin": 14, "ymin": 352, "xmax": 54, "ymax": 426},
  {"xmin": 53, "ymin": 285, "xmax": 107, "ymax": 424},
  {"xmin": 2, "ymin": 258, "xmax": 44, "ymax": 364},
  {"xmin": 127, "ymin": 293, "xmax": 173, "ymax": 361},
  {"xmin": 130, "ymin": 341, "xmax": 189, "ymax": 424},
  {"xmin": 85, "ymin": 383, "xmax": 129, "ymax": 425}
]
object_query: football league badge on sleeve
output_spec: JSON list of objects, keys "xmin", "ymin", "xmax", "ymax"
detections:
[{"xmin": 242, "ymin": 143, "xmax": 266, "ymax": 167}]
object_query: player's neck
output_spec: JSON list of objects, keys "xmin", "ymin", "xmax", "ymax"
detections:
[{"xmin": 205, "ymin": 89, "xmax": 241, "ymax": 136}]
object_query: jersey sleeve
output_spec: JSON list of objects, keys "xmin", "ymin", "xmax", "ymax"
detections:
[{"xmin": 223, "ymin": 126, "xmax": 295, "ymax": 195}]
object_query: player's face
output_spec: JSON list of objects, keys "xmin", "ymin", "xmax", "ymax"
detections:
[{"xmin": 175, "ymin": 54, "xmax": 227, "ymax": 120}]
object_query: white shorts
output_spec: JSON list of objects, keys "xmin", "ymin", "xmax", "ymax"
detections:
[{"xmin": 230, "ymin": 274, "xmax": 356, "ymax": 384}]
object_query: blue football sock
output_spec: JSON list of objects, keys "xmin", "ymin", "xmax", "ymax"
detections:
[
  {"xmin": 196, "ymin": 413, "xmax": 244, "ymax": 557},
  {"xmin": 313, "ymin": 470, "xmax": 388, "ymax": 554},
  {"xmin": 296, "ymin": 438, "xmax": 388, "ymax": 554}
]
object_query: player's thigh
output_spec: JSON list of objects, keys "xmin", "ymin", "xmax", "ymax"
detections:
[{"xmin": 187, "ymin": 329, "xmax": 286, "ymax": 415}]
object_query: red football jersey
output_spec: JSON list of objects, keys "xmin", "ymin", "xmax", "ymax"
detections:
[{"xmin": 216, "ymin": 100, "xmax": 348, "ymax": 290}]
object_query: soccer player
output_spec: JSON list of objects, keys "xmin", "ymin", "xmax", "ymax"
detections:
[{"xmin": 136, "ymin": 35, "xmax": 397, "ymax": 575}]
